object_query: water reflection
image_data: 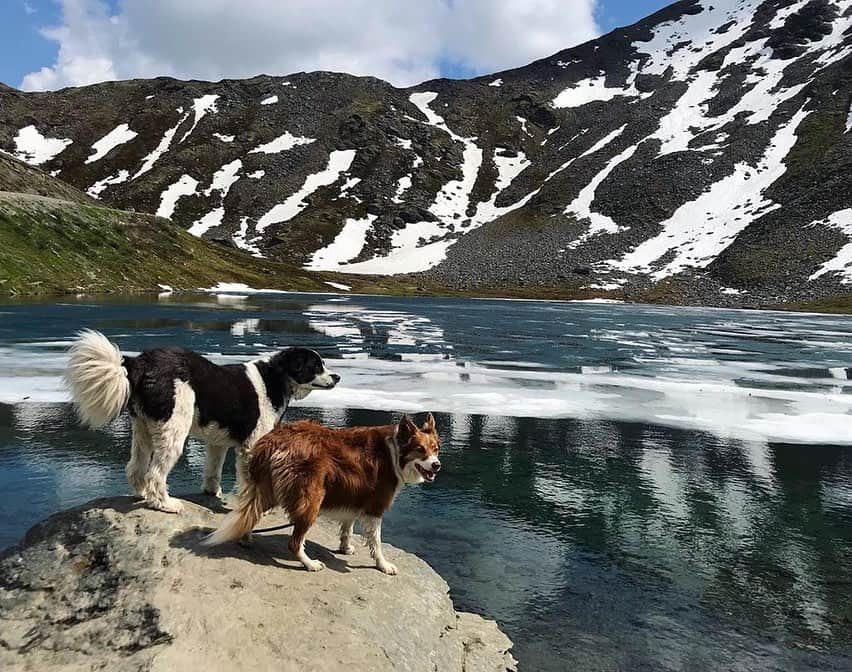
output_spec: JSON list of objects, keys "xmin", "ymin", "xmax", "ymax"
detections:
[{"xmin": 2, "ymin": 403, "xmax": 851, "ymax": 670}]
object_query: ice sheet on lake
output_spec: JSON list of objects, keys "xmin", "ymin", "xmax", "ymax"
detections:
[{"xmin": 5, "ymin": 309, "xmax": 852, "ymax": 446}]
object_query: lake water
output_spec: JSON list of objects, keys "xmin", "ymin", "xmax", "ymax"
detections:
[{"xmin": 1, "ymin": 292, "xmax": 851, "ymax": 671}]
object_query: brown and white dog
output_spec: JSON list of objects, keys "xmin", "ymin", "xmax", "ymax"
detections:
[{"xmin": 204, "ymin": 413, "xmax": 441, "ymax": 574}]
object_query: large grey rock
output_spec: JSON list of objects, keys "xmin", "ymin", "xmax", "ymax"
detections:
[{"xmin": 0, "ymin": 496, "xmax": 516, "ymax": 672}]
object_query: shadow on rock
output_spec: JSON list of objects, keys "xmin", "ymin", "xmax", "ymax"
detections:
[{"xmin": 169, "ymin": 526, "xmax": 352, "ymax": 573}]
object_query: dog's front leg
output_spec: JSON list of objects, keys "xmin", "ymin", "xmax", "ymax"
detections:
[{"xmin": 362, "ymin": 516, "xmax": 397, "ymax": 575}]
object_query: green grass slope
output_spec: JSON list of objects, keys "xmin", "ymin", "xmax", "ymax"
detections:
[{"xmin": 0, "ymin": 154, "xmax": 338, "ymax": 296}]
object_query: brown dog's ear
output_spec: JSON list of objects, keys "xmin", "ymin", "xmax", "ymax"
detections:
[
  {"xmin": 397, "ymin": 414, "xmax": 418, "ymax": 444},
  {"xmin": 421, "ymin": 412, "xmax": 436, "ymax": 433}
]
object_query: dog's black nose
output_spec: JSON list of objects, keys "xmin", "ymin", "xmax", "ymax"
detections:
[
  {"xmin": 433, "ymin": 461, "xmax": 441, "ymax": 472},
  {"xmin": 330, "ymin": 373, "xmax": 341, "ymax": 384}
]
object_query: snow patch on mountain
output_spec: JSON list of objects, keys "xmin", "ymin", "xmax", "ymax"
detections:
[
  {"xmin": 305, "ymin": 214, "xmax": 377, "ymax": 270},
  {"xmin": 85, "ymin": 123, "xmax": 137, "ymax": 164},
  {"xmin": 204, "ymin": 159, "xmax": 242, "ymax": 197},
  {"xmin": 261, "ymin": 95, "xmax": 278, "ymax": 105},
  {"xmin": 233, "ymin": 217, "xmax": 263, "ymax": 257},
  {"xmin": 188, "ymin": 209, "xmax": 225, "ymax": 237},
  {"xmin": 809, "ymin": 209, "xmax": 852, "ymax": 282},
  {"xmin": 546, "ymin": 125, "xmax": 625, "ymax": 182},
  {"xmin": 488, "ymin": 78, "xmax": 503, "ymax": 87},
  {"xmin": 257, "ymin": 149, "xmax": 357, "ymax": 231},
  {"xmin": 213, "ymin": 133, "xmax": 234, "ymax": 142},
  {"xmin": 392, "ymin": 174, "xmax": 412, "ymax": 203},
  {"xmin": 156, "ymin": 174, "xmax": 198, "ymax": 219},
  {"xmin": 186, "ymin": 159, "xmax": 243, "ymax": 236},
  {"xmin": 134, "ymin": 108, "xmax": 191, "ymax": 179},
  {"xmin": 248, "ymin": 131, "xmax": 315, "ymax": 154},
  {"xmin": 612, "ymin": 106, "xmax": 812, "ymax": 279},
  {"xmin": 179, "ymin": 94, "xmax": 219, "ymax": 143},
  {"xmin": 87, "ymin": 170, "xmax": 130, "ymax": 198},
  {"xmin": 553, "ymin": 75, "xmax": 636, "ymax": 108},
  {"xmin": 634, "ymin": 0, "xmax": 759, "ymax": 79},
  {"xmin": 565, "ymin": 144, "xmax": 638, "ymax": 245},
  {"xmin": 409, "ymin": 92, "xmax": 484, "ymax": 227},
  {"xmin": 335, "ymin": 221, "xmax": 453, "ymax": 275},
  {"xmin": 12, "ymin": 125, "xmax": 71, "ymax": 165}
]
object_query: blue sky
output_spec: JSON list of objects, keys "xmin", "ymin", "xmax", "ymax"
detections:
[{"xmin": 1, "ymin": 0, "xmax": 672, "ymax": 89}]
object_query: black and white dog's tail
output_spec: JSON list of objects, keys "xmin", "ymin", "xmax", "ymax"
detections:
[{"xmin": 65, "ymin": 329, "xmax": 131, "ymax": 428}]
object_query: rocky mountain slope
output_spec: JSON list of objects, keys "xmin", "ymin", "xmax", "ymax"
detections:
[
  {"xmin": 1, "ymin": 0, "xmax": 851, "ymax": 307},
  {"xmin": 0, "ymin": 496, "xmax": 516, "ymax": 671}
]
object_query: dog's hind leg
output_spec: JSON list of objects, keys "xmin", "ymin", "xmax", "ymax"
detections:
[
  {"xmin": 144, "ymin": 381, "xmax": 194, "ymax": 514},
  {"xmin": 362, "ymin": 516, "xmax": 397, "ymax": 575},
  {"xmin": 126, "ymin": 415, "xmax": 152, "ymax": 496},
  {"xmin": 337, "ymin": 520, "xmax": 356, "ymax": 555},
  {"xmin": 202, "ymin": 443, "xmax": 229, "ymax": 497},
  {"xmin": 286, "ymin": 491, "xmax": 325, "ymax": 572}
]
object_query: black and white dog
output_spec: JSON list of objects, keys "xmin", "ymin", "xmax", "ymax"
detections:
[{"xmin": 65, "ymin": 330, "xmax": 339, "ymax": 513}]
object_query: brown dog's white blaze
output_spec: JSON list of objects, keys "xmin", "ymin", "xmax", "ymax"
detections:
[{"xmin": 204, "ymin": 412, "xmax": 441, "ymax": 574}]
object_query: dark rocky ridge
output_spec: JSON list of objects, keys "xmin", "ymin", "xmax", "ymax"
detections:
[{"xmin": 0, "ymin": 0, "xmax": 851, "ymax": 309}]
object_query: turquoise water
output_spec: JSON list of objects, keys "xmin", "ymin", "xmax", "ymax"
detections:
[{"xmin": 1, "ymin": 293, "xmax": 851, "ymax": 670}]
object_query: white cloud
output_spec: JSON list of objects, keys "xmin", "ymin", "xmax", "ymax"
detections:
[{"xmin": 20, "ymin": 0, "xmax": 599, "ymax": 91}]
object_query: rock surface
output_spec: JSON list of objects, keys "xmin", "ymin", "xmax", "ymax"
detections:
[{"xmin": 0, "ymin": 496, "xmax": 515, "ymax": 672}]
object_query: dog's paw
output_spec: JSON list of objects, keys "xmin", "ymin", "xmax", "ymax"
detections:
[
  {"xmin": 377, "ymin": 561, "xmax": 398, "ymax": 575},
  {"xmin": 303, "ymin": 559, "xmax": 325, "ymax": 572},
  {"xmin": 337, "ymin": 544, "xmax": 356, "ymax": 555},
  {"xmin": 202, "ymin": 485, "xmax": 223, "ymax": 498},
  {"xmin": 153, "ymin": 497, "xmax": 184, "ymax": 514}
]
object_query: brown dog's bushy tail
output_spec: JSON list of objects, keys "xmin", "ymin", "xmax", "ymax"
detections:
[{"xmin": 203, "ymin": 480, "xmax": 267, "ymax": 546}]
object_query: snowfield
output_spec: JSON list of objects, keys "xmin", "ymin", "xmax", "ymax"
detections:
[
  {"xmin": 12, "ymin": 126, "xmax": 72, "ymax": 165},
  {"xmin": 85, "ymin": 124, "xmax": 137, "ymax": 164}
]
